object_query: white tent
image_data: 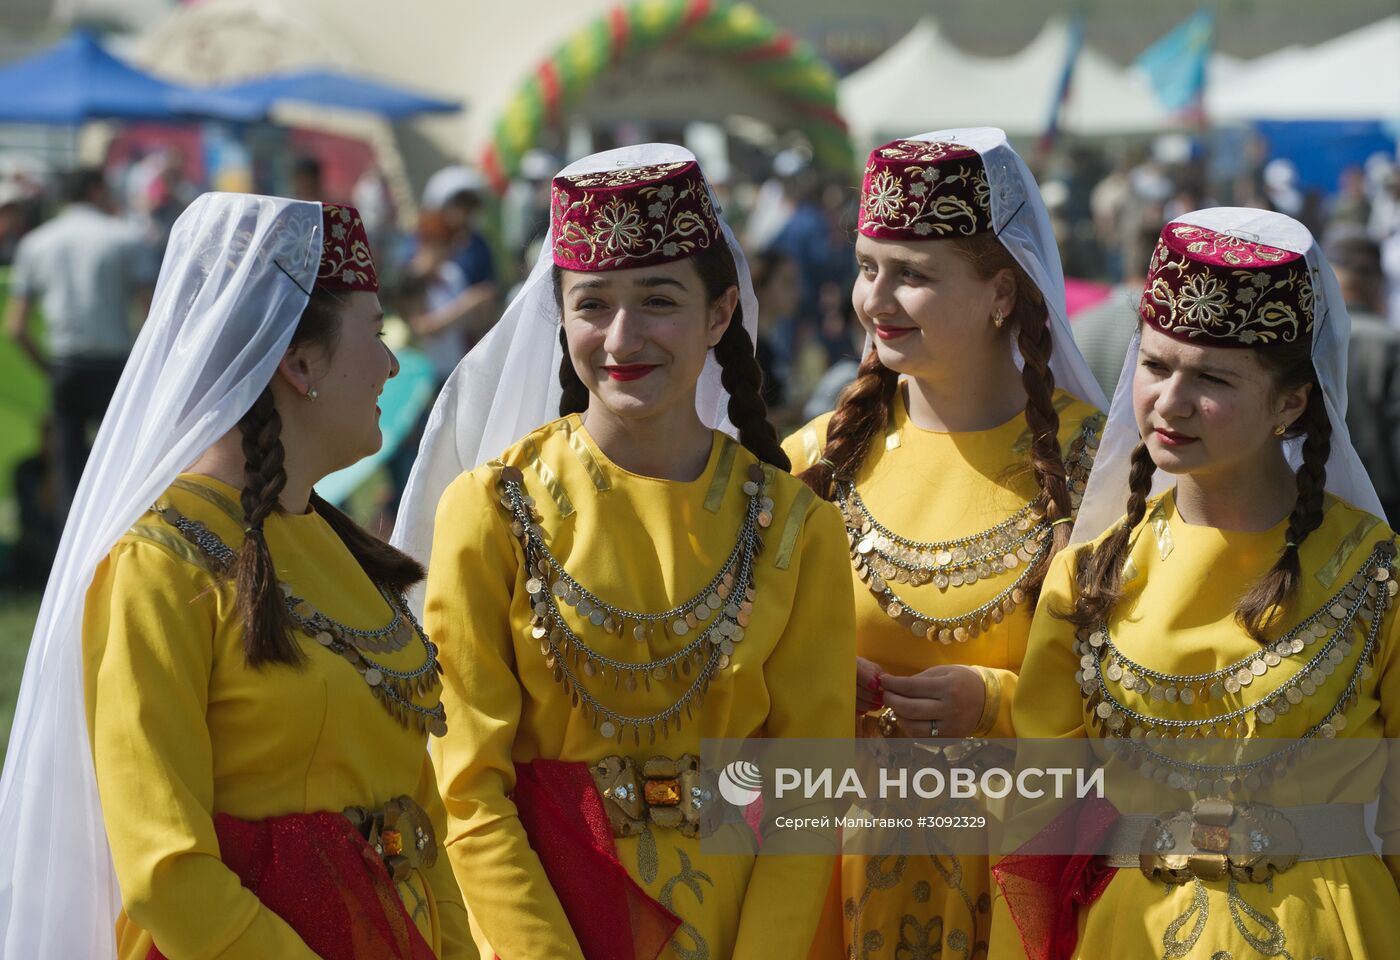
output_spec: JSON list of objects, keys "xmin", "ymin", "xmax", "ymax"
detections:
[
  {"xmin": 839, "ymin": 18, "xmax": 1176, "ymax": 147},
  {"xmin": 1206, "ymin": 16, "xmax": 1400, "ymax": 121}
]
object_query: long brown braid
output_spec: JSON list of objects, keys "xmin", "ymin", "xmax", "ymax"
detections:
[
  {"xmin": 557, "ymin": 325, "xmax": 590, "ymax": 415},
  {"xmin": 235, "ymin": 387, "xmax": 300, "ymax": 666},
  {"xmin": 232, "ymin": 289, "xmax": 426, "ymax": 669},
  {"xmin": 1237, "ymin": 378, "xmax": 1331, "ymax": 638},
  {"xmin": 1063, "ymin": 441, "xmax": 1157, "ymax": 630},
  {"xmin": 551, "ymin": 243, "xmax": 790, "ymax": 469},
  {"xmin": 797, "ymin": 232, "xmax": 1072, "ymax": 599},
  {"xmin": 794, "ymin": 348, "xmax": 899, "ymax": 499}
]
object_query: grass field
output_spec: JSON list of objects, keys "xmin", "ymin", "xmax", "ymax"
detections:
[{"xmin": 0, "ymin": 593, "xmax": 39, "ymax": 765}]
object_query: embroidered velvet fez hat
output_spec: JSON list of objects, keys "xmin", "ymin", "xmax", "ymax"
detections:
[
  {"xmin": 857, "ymin": 138, "xmax": 994, "ymax": 240},
  {"xmin": 316, "ymin": 202, "xmax": 378, "ymax": 293},
  {"xmin": 550, "ymin": 160, "xmax": 722, "ymax": 271},
  {"xmin": 1140, "ymin": 221, "xmax": 1314, "ymax": 348}
]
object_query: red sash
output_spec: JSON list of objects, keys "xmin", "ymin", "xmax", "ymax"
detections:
[
  {"xmin": 990, "ymin": 797, "xmax": 1120, "ymax": 960},
  {"xmin": 147, "ymin": 810, "xmax": 437, "ymax": 960},
  {"xmin": 505, "ymin": 759, "xmax": 681, "ymax": 960}
]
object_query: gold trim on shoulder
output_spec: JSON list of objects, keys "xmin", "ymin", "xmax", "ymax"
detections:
[
  {"xmin": 774, "ymin": 484, "xmax": 814, "ymax": 570},
  {"xmin": 522, "ymin": 438, "xmax": 574, "ymax": 518},
  {"xmin": 1149, "ymin": 499, "xmax": 1174, "ymax": 561},
  {"xmin": 563, "ymin": 419, "xmax": 610, "ymax": 493},
  {"xmin": 170, "ymin": 477, "xmax": 243, "ymax": 525},
  {"xmin": 703, "ymin": 436, "xmax": 739, "ymax": 514},
  {"xmin": 1316, "ymin": 511, "xmax": 1379, "ymax": 587},
  {"xmin": 126, "ymin": 521, "xmax": 214, "ymax": 572}
]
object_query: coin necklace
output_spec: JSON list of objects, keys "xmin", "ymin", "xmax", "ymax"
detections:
[
  {"xmin": 154, "ymin": 500, "xmax": 447, "ymax": 737},
  {"xmin": 837, "ymin": 412, "xmax": 1102, "ymax": 643},
  {"xmin": 497, "ymin": 460, "xmax": 770, "ymax": 744},
  {"xmin": 1078, "ymin": 539, "xmax": 1396, "ymax": 792}
]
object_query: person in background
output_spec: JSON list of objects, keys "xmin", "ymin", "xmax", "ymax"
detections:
[
  {"xmin": 1073, "ymin": 216, "xmax": 1165, "ymax": 400},
  {"xmin": 748, "ymin": 248, "xmax": 800, "ymax": 413},
  {"xmin": 4, "ymin": 167, "xmax": 156, "ymax": 526},
  {"xmin": 1331, "ymin": 166, "xmax": 1372, "ymax": 230},
  {"xmin": 291, "ymin": 155, "xmax": 324, "ymax": 202},
  {"xmin": 1327, "ymin": 227, "xmax": 1400, "ymax": 521},
  {"xmin": 411, "ymin": 187, "xmax": 497, "ymax": 349}
]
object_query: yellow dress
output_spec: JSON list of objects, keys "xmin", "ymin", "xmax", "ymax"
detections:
[
  {"xmin": 83, "ymin": 474, "xmax": 474, "ymax": 960},
  {"xmin": 784, "ymin": 388, "xmax": 1102, "ymax": 960},
  {"xmin": 990, "ymin": 489, "xmax": 1400, "ymax": 959},
  {"xmin": 426, "ymin": 414, "xmax": 857, "ymax": 960}
]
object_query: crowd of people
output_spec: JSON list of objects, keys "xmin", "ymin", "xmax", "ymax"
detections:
[
  {"xmin": 0, "ymin": 121, "xmax": 1399, "ymax": 960},
  {"xmin": 5, "ymin": 134, "xmax": 1400, "ymax": 583}
]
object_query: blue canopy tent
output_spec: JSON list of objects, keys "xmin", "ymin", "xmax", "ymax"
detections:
[
  {"xmin": 0, "ymin": 31, "xmax": 257, "ymax": 123},
  {"xmin": 191, "ymin": 69, "xmax": 461, "ymax": 121}
]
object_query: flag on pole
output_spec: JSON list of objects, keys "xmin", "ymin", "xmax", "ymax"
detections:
[
  {"xmin": 1135, "ymin": 10, "xmax": 1215, "ymax": 120},
  {"xmin": 1038, "ymin": 14, "xmax": 1086, "ymax": 157}
]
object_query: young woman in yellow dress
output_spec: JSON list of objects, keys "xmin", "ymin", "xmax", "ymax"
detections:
[
  {"xmin": 784, "ymin": 128, "xmax": 1109, "ymax": 960},
  {"xmin": 392, "ymin": 145, "xmax": 856, "ymax": 959},
  {"xmin": 0, "ymin": 194, "xmax": 473, "ymax": 959},
  {"xmin": 992, "ymin": 208, "xmax": 1400, "ymax": 959}
]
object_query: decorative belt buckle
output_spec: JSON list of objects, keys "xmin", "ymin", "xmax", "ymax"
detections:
[
  {"xmin": 594, "ymin": 754, "xmax": 723, "ymax": 838},
  {"xmin": 1140, "ymin": 797, "xmax": 1299, "ymax": 885},
  {"xmin": 344, "ymin": 795, "xmax": 437, "ymax": 883}
]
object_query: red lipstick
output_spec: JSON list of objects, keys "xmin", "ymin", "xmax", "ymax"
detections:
[
  {"xmin": 1154, "ymin": 427, "xmax": 1198, "ymax": 447},
  {"xmin": 604, "ymin": 364, "xmax": 658, "ymax": 382},
  {"xmin": 873, "ymin": 324, "xmax": 916, "ymax": 341}
]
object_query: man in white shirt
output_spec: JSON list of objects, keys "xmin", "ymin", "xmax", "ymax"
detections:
[{"xmin": 4, "ymin": 168, "xmax": 156, "ymax": 524}]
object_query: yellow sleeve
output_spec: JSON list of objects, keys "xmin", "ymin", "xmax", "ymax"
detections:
[
  {"xmin": 1372, "ymin": 542, "xmax": 1400, "ymax": 889},
  {"xmin": 426, "ymin": 470, "xmax": 585, "ymax": 959},
  {"xmin": 731, "ymin": 499, "xmax": 856, "ymax": 959},
  {"xmin": 1010, "ymin": 547, "xmax": 1089, "ymax": 740},
  {"xmin": 412, "ymin": 753, "xmax": 478, "ymax": 960},
  {"xmin": 84, "ymin": 540, "xmax": 321, "ymax": 959}
]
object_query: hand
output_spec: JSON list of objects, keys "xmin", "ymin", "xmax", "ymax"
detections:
[
  {"xmin": 856, "ymin": 656, "xmax": 884, "ymax": 714},
  {"xmin": 878, "ymin": 665, "xmax": 986, "ymax": 739}
]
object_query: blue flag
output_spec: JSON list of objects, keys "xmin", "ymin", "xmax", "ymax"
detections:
[
  {"xmin": 1135, "ymin": 10, "xmax": 1214, "ymax": 113},
  {"xmin": 1040, "ymin": 15, "xmax": 1086, "ymax": 153}
]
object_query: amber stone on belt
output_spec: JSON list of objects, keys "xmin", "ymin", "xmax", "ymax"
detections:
[
  {"xmin": 1190, "ymin": 823, "xmax": 1231, "ymax": 853},
  {"xmin": 644, "ymin": 779, "xmax": 682, "ymax": 806},
  {"xmin": 381, "ymin": 828, "xmax": 404, "ymax": 857}
]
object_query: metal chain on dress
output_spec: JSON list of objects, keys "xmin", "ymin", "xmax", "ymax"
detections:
[
  {"xmin": 1077, "ymin": 539, "xmax": 1397, "ymax": 793},
  {"xmin": 496, "ymin": 461, "xmax": 769, "ymax": 744},
  {"xmin": 154, "ymin": 501, "xmax": 447, "ymax": 737},
  {"xmin": 835, "ymin": 412, "xmax": 1102, "ymax": 643}
]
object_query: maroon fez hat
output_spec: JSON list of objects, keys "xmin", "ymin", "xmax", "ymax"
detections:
[
  {"xmin": 550, "ymin": 160, "xmax": 723, "ymax": 271},
  {"xmin": 316, "ymin": 203, "xmax": 379, "ymax": 293},
  {"xmin": 857, "ymin": 138, "xmax": 993, "ymax": 241},
  {"xmin": 1140, "ymin": 221, "xmax": 1314, "ymax": 348}
]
